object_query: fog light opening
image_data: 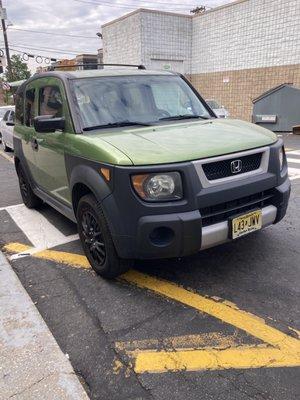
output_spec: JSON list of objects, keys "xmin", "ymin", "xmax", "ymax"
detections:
[{"xmin": 149, "ymin": 227, "xmax": 175, "ymax": 247}]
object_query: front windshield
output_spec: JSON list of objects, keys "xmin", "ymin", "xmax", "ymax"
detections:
[{"xmin": 73, "ymin": 75, "xmax": 211, "ymax": 130}]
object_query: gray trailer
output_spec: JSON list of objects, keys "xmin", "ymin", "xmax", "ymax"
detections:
[{"xmin": 252, "ymin": 83, "xmax": 300, "ymax": 132}]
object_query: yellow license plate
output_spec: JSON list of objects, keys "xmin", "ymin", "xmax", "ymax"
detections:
[{"xmin": 230, "ymin": 210, "xmax": 262, "ymax": 239}]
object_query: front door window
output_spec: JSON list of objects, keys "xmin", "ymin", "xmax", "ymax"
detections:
[{"xmin": 39, "ymin": 86, "xmax": 63, "ymax": 118}]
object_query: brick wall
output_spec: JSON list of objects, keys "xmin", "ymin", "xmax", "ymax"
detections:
[{"xmin": 190, "ymin": 64, "xmax": 300, "ymax": 121}]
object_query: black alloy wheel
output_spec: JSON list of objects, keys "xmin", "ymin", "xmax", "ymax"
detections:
[
  {"xmin": 77, "ymin": 194, "xmax": 131, "ymax": 278},
  {"xmin": 81, "ymin": 210, "xmax": 106, "ymax": 266}
]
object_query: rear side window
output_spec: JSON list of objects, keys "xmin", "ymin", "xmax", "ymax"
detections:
[
  {"xmin": 25, "ymin": 88, "xmax": 36, "ymax": 127},
  {"xmin": 15, "ymin": 91, "xmax": 24, "ymax": 124}
]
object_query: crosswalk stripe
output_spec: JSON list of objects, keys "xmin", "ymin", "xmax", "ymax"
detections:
[
  {"xmin": 287, "ymin": 157, "xmax": 300, "ymax": 164},
  {"xmin": 288, "ymin": 167, "xmax": 300, "ymax": 175},
  {"xmin": 286, "ymin": 150, "xmax": 300, "ymax": 156}
]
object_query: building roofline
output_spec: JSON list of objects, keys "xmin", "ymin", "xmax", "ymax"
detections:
[
  {"xmin": 102, "ymin": 8, "xmax": 191, "ymax": 28},
  {"xmin": 193, "ymin": 0, "xmax": 249, "ymax": 18},
  {"xmin": 101, "ymin": 1, "xmax": 250, "ymax": 28}
]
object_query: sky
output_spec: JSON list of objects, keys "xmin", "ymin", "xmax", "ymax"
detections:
[{"xmin": 1, "ymin": 0, "xmax": 237, "ymax": 74}]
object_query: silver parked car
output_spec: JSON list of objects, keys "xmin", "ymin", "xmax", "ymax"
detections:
[
  {"xmin": 206, "ymin": 99, "xmax": 229, "ymax": 118},
  {"xmin": 0, "ymin": 106, "xmax": 15, "ymax": 151},
  {"xmin": 0, "ymin": 105, "xmax": 14, "ymax": 121}
]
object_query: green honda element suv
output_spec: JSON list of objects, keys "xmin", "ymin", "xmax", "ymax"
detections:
[{"xmin": 13, "ymin": 65, "xmax": 290, "ymax": 278}]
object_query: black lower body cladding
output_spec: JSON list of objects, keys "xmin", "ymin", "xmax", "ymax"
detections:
[{"xmin": 101, "ymin": 162, "xmax": 290, "ymax": 260}]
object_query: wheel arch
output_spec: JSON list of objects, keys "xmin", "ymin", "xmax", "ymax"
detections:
[{"xmin": 70, "ymin": 164, "xmax": 112, "ymax": 216}]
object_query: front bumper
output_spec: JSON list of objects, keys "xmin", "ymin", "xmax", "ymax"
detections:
[
  {"xmin": 104, "ymin": 176, "xmax": 290, "ymax": 260},
  {"xmin": 101, "ymin": 139, "xmax": 290, "ymax": 260},
  {"xmin": 200, "ymin": 205, "xmax": 276, "ymax": 250}
]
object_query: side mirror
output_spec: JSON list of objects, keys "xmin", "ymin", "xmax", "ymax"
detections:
[
  {"xmin": 6, "ymin": 121, "xmax": 15, "ymax": 126},
  {"xmin": 34, "ymin": 116, "xmax": 65, "ymax": 133}
]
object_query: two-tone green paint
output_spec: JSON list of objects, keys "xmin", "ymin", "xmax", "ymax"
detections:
[{"xmin": 14, "ymin": 69, "xmax": 277, "ymax": 207}]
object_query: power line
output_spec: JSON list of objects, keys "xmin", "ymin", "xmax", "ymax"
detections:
[
  {"xmin": 8, "ymin": 27, "xmax": 99, "ymax": 39},
  {"xmin": 1, "ymin": 40, "xmax": 94, "ymax": 55},
  {"xmin": 6, "ymin": 47, "xmax": 61, "ymax": 61},
  {"xmin": 73, "ymin": 0, "xmax": 192, "ymax": 11}
]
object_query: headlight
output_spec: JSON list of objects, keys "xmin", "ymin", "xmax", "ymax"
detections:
[
  {"xmin": 131, "ymin": 172, "xmax": 183, "ymax": 201},
  {"xmin": 279, "ymin": 146, "xmax": 284, "ymax": 170}
]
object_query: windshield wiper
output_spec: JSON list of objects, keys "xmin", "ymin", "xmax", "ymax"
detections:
[
  {"xmin": 83, "ymin": 121, "xmax": 152, "ymax": 131},
  {"xmin": 159, "ymin": 114, "xmax": 209, "ymax": 121}
]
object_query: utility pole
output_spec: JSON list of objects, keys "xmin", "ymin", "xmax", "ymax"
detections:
[{"xmin": 0, "ymin": 0, "xmax": 12, "ymax": 79}]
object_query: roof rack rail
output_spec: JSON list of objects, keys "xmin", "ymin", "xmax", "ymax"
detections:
[{"xmin": 46, "ymin": 63, "xmax": 146, "ymax": 71}]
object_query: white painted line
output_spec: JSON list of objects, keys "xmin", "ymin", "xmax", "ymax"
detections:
[
  {"xmin": 6, "ymin": 204, "xmax": 79, "ymax": 250},
  {"xmin": 287, "ymin": 157, "xmax": 300, "ymax": 164},
  {"xmin": 288, "ymin": 167, "xmax": 300, "ymax": 176},
  {"xmin": 9, "ymin": 234, "xmax": 80, "ymax": 261},
  {"xmin": 286, "ymin": 150, "xmax": 300, "ymax": 155},
  {"xmin": 0, "ymin": 203, "xmax": 24, "ymax": 212},
  {"xmin": 290, "ymin": 175, "xmax": 300, "ymax": 181}
]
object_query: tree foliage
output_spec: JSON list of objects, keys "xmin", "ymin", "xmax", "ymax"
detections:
[{"xmin": 5, "ymin": 54, "xmax": 31, "ymax": 82}]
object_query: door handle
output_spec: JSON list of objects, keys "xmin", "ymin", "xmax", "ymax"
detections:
[{"xmin": 31, "ymin": 138, "xmax": 39, "ymax": 151}]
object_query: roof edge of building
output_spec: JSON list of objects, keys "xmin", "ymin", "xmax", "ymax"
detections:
[
  {"xmin": 193, "ymin": 0, "xmax": 250, "ymax": 19},
  {"xmin": 102, "ymin": 8, "xmax": 191, "ymax": 28},
  {"xmin": 101, "ymin": 1, "xmax": 250, "ymax": 28}
]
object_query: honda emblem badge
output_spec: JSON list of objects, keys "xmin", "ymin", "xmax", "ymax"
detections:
[{"xmin": 230, "ymin": 159, "xmax": 242, "ymax": 174}]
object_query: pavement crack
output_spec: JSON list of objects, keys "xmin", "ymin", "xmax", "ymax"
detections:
[{"xmin": 7, "ymin": 373, "xmax": 54, "ymax": 399}]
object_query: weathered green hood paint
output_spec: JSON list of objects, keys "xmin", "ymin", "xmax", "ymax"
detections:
[{"xmin": 84, "ymin": 119, "xmax": 277, "ymax": 166}]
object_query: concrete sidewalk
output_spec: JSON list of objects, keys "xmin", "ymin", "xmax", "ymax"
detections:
[{"xmin": 0, "ymin": 251, "xmax": 89, "ymax": 400}]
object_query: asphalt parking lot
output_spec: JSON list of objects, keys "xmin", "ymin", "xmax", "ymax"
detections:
[{"xmin": 0, "ymin": 134, "xmax": 300, "ymax": 400}]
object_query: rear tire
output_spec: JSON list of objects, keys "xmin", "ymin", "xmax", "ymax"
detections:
[
  {"xmin": 16, "ymin": 164, "xmax": 43, "ymax": 209},
  {"xmin": 77, "ymin": 194, "xmax": 131, "ymax": 279}
]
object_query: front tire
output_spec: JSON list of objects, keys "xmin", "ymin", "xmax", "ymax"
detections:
[
  {"xmin": 16, "ymin": 164, "xmax": 43, "ymax": 209},
  {"xmin": 77, "ymin": 194, "xmax": 131, "ymax": 279}
]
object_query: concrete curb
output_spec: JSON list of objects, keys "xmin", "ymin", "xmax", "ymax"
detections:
[{"xmin": 0, "ymin": 251, "xmax": 89, "ymax": 400}]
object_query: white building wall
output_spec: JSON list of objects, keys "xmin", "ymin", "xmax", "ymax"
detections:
[
  {"xmin": 140, "ymin": 10, "xmax": 192, "ymax": 73},
  {"xmin": 192, "ymin": 0, "xmax": 300, "ymax": 74},
  {"xmin": 102, "ymin": 10, "xmax": 192, "ymax": 73},
  {"xmin": 102, "ymin": 12, "xmax": 142, "ymax": 65}
]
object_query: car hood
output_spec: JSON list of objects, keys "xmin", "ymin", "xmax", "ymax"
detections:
[{"xmin": 90, "ymin": 119, "xmax": 277, "ymax": 166}]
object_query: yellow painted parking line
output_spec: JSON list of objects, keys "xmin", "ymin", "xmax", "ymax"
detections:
[
  {"xmin": 134, "ymin": 346, "xmax": 299, "ymax": 373},
  {"xmin": 4, "ymin": 243, "xmax": 91, "ymax": 269},
  {"xmin": 34, "ymin": 249, "xmax": 91, "ymax": 269},
  {"xmin": 120, "ymin": 271, "xmax": 300, "ymax": 372},
  {"xmin": 3, "ymin": 242, "xmax": 32, "ymax": 253},
  {"xmin": 3, "ymin": 242, "xmax": 300, "ymax": 373},
  {"xmin": 120, "ymin": 271, "xmax": 299, "ymax": 351},
  {"xmin": 0, "ymin": 150, "xmax": 14, "ymax": 163}
]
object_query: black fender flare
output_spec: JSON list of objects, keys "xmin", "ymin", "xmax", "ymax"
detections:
[{"xmin": 70, "ymin": 164, "xmax": 112, "ymax": 206}]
